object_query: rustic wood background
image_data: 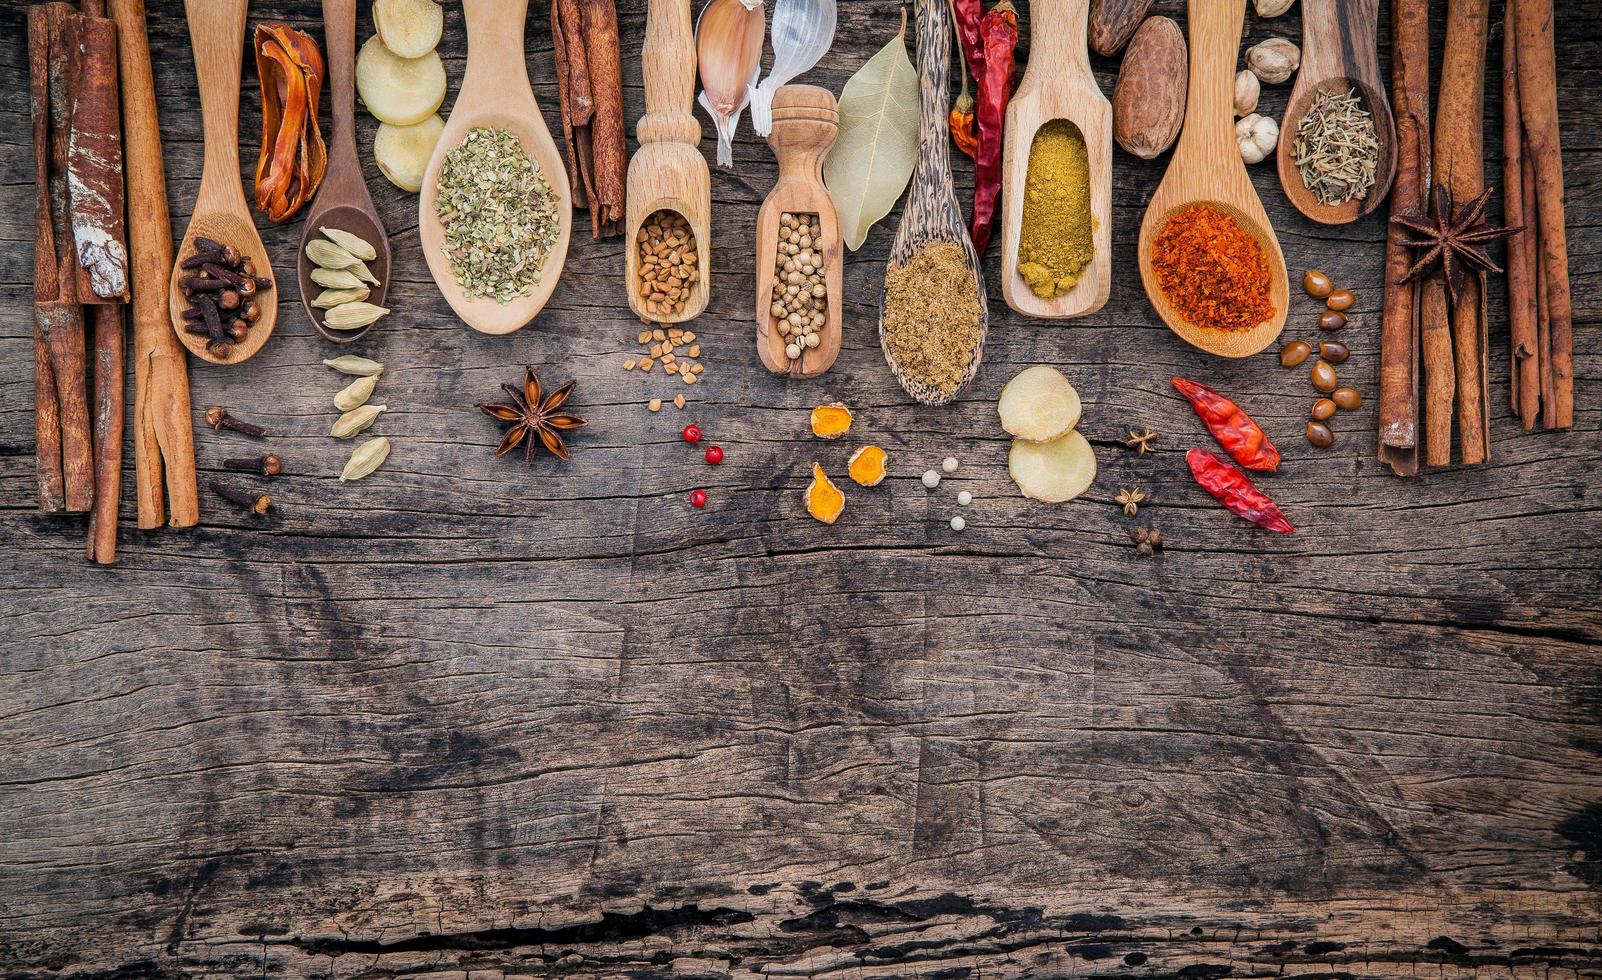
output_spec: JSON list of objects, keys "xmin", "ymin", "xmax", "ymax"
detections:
[{"xmin": 2, "ymin": 0, "xmax": 1600, "ymax": 976}]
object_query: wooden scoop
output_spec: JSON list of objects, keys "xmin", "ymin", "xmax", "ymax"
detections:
[
  {"xmin": 418, "ymin": 0, "xmax": 572, "ymax": 335},
  {"xmin": 168, "ymin": 0, "xmax": 277, "ymax": 366},
  {"xmin": 998, "ymin": 0, "xmax": 1112, "ymax": 319},
  {"xmin": 625, "ymin": 0, "xmax": 712, "ymax": 324},
  {"xmin": 1275, "ymin": 0, "xmax": 1397, "ymax": 224},
  {"xmin": 297, "ymin": 0, "xmax": 390, "ymax": 343},
  {"xmin": 755, "ymin": 85, "xmax": 842, "ymax": 377},
  {"xmin": 1136, "ymin": 0, "xmax": 1287, "ymax": 358},
  {"xmin": 878, "ymin": 0, "xmax": 988, "ymax": 405}
]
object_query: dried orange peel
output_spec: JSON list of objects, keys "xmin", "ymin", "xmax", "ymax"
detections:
[
  {"xmin": 810, "ymin": 403, "xmax": 853, "ymax": 439},
  {"xmin": 848, "ymin": 446, "xmax": 888, "ymax": 487},
  {"xmin": 804, "ymin": 463, "xmax": 845, "ymax": 524}
]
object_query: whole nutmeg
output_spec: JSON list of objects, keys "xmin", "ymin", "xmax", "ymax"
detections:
[
  {"xmin": 1234, "ymin": 69, "xmax": 1260, "ymax": 116},
  {"xmin": 1247, "ymin": 36, "xmax": 1301, "ymax": 84},
  {"xmin": 1254, "ymin": 0, "xmax": 1296, "ymax": 16},
  {"xmin": 1113, "ymin": 17, "xmax": 1188, "ymax": 160}
]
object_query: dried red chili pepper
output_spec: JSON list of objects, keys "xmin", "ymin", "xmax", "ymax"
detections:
[
  {"xmin": 1186, "ymin": 449, "xmax": 1295, "ymax": 533},
  {"xmin": 951, "ymin": 0, "xmax": 986, "ymax": 84},
  {"xmin": 1171, "ymin": 377, "xmax": 1281, "ymax": 472},
  {"xmin": 969, "ymin": 0, "xmax": 1017, "ymax": 255}
]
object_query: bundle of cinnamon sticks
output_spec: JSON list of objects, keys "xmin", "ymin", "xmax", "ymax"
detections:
[
  {"xmin": 1502, "ymin": 0, "xmax": 1573, "ymax": 432},
  {"xmin": 29, "ymin": 0, "xmax": 198, "ymax": 563},
  {"xmin": 552, "ymin": 0, "xmax": 627, "ymax": 238},
  {"xmin": 1377, "ymin": 0, "xmax": 1572, "ymax": 477}
]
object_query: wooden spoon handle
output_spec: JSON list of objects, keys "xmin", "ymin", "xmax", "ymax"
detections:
[
  {"xmin": 323, "ymin": 0, "xmax": 358, "ymax": 168},
  {"xmin": 909, "ymin": 0, "xmax": 952, "ymax": 198},
  {"xmin": 185, "ymin": 0, "xmax": 249, "ymax": 201},
  {"xmin": 1173, "ymin": 0, "xmax": 1244, "ymax": 166},
  {"xmin": 459, "ymin": 0, "xmax": 533, "ymax": 110},
  {"xmin": 1299, "ymin": 0, "xmax": 1382, "ymax": 87},
  {"xmin": 639, "ymin": 0, "xmax": 700, "ymax": 145}
]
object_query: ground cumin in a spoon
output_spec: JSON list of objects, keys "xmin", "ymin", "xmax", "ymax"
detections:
[{"xmin": 882, "ymin": 240, "xmax": 984, "ymax": 396}]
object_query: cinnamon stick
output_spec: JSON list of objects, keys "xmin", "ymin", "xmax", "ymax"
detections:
[
  {"xmin": 41, "ymin": 3, "xmax": 95, "ymax": 512},
  {"xmin": 109, "ymin": 0, "xmax": 199, "ymax": 529},
  {"xmin": 29, "ymin": 7, "xmax": 66, "ymax": 512},
  {"xmin": 1512, "ymin": 0, "xmax": 1572, "ymax": 429},
  {"xmin": 1435, "ymin": 0, "xmax": 1490, "ymax": 466},
  {"xmin": 552, "ymin": 0, "xmax": 625, "ymax": 238},
  {"xmin": 67, "ymin": 13, "xmax": 129, "ymax": 304},
  {"xmin": 1502, "ymin": 0, "xmax": 1539, "ymax": 429},
  {"xmin": 1377, "ymin": 0, "xmax": 1428, "ymax": 476},
  {"xmin": 1421, "ymin": 277, "xmax": 1454, "ymax": 469}
]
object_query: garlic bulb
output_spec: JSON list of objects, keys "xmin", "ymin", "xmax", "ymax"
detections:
[
  {"xmin": 1236, "ymin": 113, "xmax": 1279, "ymax": 164},
  {"xmin": 696, "ymin": 0, "xmax": 766, "ymax": 166},
  {"xmin": 1246, "ymin": 37, "xmax": 1300, "ymax": 84},
  {"xmin": 1234, "ymin": 69, "xmax": 1259, "ymax": 116},
  {"xmin": 1254, "ymin": 0, "xmax": 1295, "ymax": 16}
]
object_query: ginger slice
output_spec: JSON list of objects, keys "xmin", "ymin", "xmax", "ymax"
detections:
[
  {"xmin": 848, "ymin": 445, "xmax": 888, "ymax": 487},
  {"xmin": 998, "ymin": 365, "xmax": 1082, "ymax": 442},
  {"xmin": 1009, "ymin": 430, "xmax": 1096, "ymax": 503},
  {"xmin": 804, "ymin": 463, "xmax": 846, "ymax": 524},
  {"xmin": 810, "ymin": 403, "xmax": 854, "ymax": 439}
]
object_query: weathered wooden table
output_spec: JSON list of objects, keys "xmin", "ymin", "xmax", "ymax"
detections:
[{"xmin": 3, "ymin": 1, "xmax": 1599, "ymax": 976}]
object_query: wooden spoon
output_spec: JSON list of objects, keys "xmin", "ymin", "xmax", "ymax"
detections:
[
  {"xmin": 998, "ymin": 0, "xmax": 1112, "ymax": 319},
  {"xmin": 168, "ymin": 0, "xmax": 277, "ymax": 366},
  {"xmin": 418, "ymin": 0, "xmax": 572, "ymax": 335},
  {"xmin": 878, "ymin": 0, "xmax": 988, "ymax": 406},
  {"xmin": 755, "ymin": 85, "xmax": 842, "ymax": 377},
  {"xmin": 625, "ymin": 0, "xmax": 712, "ymax": 324},
  {"xmin": 297, "ymin": 0, "xmax": 390, "ymax": 343},
  {"xmin": 1275, "ymin": 0, "xmax": 1397, "ymax": 224},
  {"xmin": 1136, "ymin": 0, "xmax": 1287, "ymax": 358}
]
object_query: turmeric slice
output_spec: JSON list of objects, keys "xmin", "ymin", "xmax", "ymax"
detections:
[
  {"xmin": 848, "ymin": 445, "xmax": 888, "ymax": 487},
  {"xmin": 804, "ymin": 463, "xmax": 846, "ymax": 524},
  {"xmin": 810, "ymin": 403, "xmax": 853, "ymax": 439}
]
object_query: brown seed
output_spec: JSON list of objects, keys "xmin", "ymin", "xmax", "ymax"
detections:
[
  {"xmin": 1318, "ymin": 341, "xmax": 1350, "ymax": 364},
  {"xmin": 648, "ymin": 398, "xmax": 662, "ymax": 412},
  {"xmin": 1280, "ymin": 340, "xmax": 1313, "ymax": 367},
  {"xmin": 1303, "ymin": 269, "xmax": 1333, "ymax": 299},
  {"xmin": 1306, "ymin": 420, "xmax": 1335, "ymax": 447},
  {"xmin": 1311, "ymin": 360, "xmax": 1338, "ymax": 393},
  {"xmin": 1319, "ymin": 310, "xmax": 1347, "ymax": 331},
  {"xmin": 1326, "ymin": 288, "xmax": 1356, "ymax": 312},
  {"xmin": 1311, "ymin": 397, "xmax": 1338, "ymax": 421},
  {"xmin": 624, "ymin": 358, "xmax": 637, "ymax": 370},
  {"xmin": 674, "ymin": 394, "xmax": 686, "ymax": 409},
  {"xmin": 1332, "ymin": 386, "xmax": 1362, "ymax": 410}
]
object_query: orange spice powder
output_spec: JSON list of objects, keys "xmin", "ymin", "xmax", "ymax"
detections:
[{"xmin": 1151, "ymin": 205, "xmax": 1274, "ymax": 333}]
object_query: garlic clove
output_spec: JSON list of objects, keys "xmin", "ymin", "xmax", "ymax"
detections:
[{"xmin": 696, "ymin": 0, "xmax": 767, "ymax": 166}]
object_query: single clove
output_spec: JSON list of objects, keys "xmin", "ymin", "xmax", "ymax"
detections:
[
  {"xmin": 206, "ymin": 406, "xmax": 268, "ymax": 438},
  {"xmin": 223, "ymin": 453, "xmax": 282, "ymax": 476},
  {"xmin": 210, "ymin": 479, "xmax": 272, "ymax": 515}
]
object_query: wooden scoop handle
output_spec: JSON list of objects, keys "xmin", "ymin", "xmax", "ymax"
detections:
[
  {"xmin": 185, "ymin": 0, "xmax": 249, "ymax": 205},
  {"xmin": 639, "ymin": 0, "xmax": 700, "ymax": 145},
  {"xmin": 1171, "ymin": 0, "xmax": 1244, "ymax": 170},
  {"xmin": 767, "ymin": 85, "xmax": 837, "ymax": 186},
  {"xmin": 1024, "ymin": 0, "xmax": 1091, "ymax": 79}
]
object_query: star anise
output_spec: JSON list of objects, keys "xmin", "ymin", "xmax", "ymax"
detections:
[
  {"xmin": 1125, "ymin": 427, "xmax": 1157, "ymax": 455},
  {"xmin": 1115, "ymin": 486, "xmax": 1148, "ymax": 516},
  {"xmin": 1392, "ymin": 184, "xmax": 1521, "ymax": 303},
  {"xmin": 478, "ymin": 367, "xmax": 586, "ymax": 464}
]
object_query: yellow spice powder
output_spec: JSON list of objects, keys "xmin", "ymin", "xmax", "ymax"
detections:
[{"xmin": 1016, "ymin": 120, "xmax": 1095, "ymax": 299}]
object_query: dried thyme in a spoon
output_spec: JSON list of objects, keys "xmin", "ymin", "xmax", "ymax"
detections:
[
  {"xmin": 434, "ymin": 127, "xmax": 561, "ymax": 303},
  {"xmin": 1291, "ymin": 88, "xmax": 1379, "ymax": 206}
]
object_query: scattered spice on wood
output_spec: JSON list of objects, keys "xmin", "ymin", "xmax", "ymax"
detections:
[
  {"xmin": 478, "ymin": 367, "xmax": 587, "ymax": 464},
  {"xmin": 1150, "ymin": 205, "xmax": 1273, "ymax": 333},
  {"xmin": 253, "ymin": 23, "xmax": 326, "ymax": 223},
  {"xmin": 1291, "ymin": 88, "xmax": 1379, "ymax": 205},
  {"xmin": 210, "ymin": 480, "xmax": 272, "ymax": 516},
  {"xmin": 340, "ymin": 436, "xmax": 390, "ymax": 482},
  {"xmin": 1115, "ymin": 486, "xmax": 1146, "ymax": 516},
  {"xmin": 1129, "ymin": 526, "xmax": 1162, "ymax": 556},
  {"xmin": 1017, "ymin": 120, "xmax": 1094, "ymax": 299},
  {"xmin": 206, "ymin": 407, "xmax": 268, "ymax": 438},
  {"xmin": 882, "ymin": 241, "xmax": 984, "ymax": 399},
  {"xmin": 552, "ymin": 0, "xmax": 626, "ymax": 237}
]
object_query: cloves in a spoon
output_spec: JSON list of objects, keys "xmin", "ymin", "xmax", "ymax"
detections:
[
  {"xmin": 206, "ymin": 406, "xmax": 268, "ymax": 438},
  {"xmin": 210, "ymin": 479, "xmax": 272, "ymax": 515},
  {"xmin": 223, "ymin": 453, "xmax": 282, "ymax": 476}
]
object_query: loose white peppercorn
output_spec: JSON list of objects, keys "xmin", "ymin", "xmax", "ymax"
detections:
[
  {"xmin": 922, "ymin": 470, "xmax": 941, "ymax": 489},
  {"xmin": 957, "ymin": 490, "xmax": 972, "ymax": 506},
  {"xmin": 941, "ymin": 456, "xmax": 959, "ymax": 473},
  {"xmin": 949, "ymin": 516, "xmax": 966, "ymax": 531}
]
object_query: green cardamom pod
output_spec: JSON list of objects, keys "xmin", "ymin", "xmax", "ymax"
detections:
[
  {"xmin": 347, "ymin": 259, "xmax": 381, "ymax": 286},
  {"xmin": 334, "ymin": 374, "xmax": 378, "ymax": 411},
  {"xmin": 340, "ymin": 437, "xmax": 391, "ymax": 482},
  {"xmin": 323, "ymin": 355, "xmax": 384, "ymax": 376},
  {"xmin": 320, "ymin": 227, "xmax": 378, "ymax": 261},
  {"xmin": 311, "ymin": 267, "xmax": 366, "ymax": 290},
  {"xmin": 322, "ymin": 302, "xmax": 391, "ymax": 331},
  {"xmin": 305, "ymin": 239, "xmax": 358, "ymax": 269},
  {"xmin": 331, "ymin": 404, "xmax": 387, "ymax": 438},
  {"xmin": 313, "ymin": 286, "xmax": 371, "ymax": 308}
]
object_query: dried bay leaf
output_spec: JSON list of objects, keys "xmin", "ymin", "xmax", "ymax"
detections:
[{"xmin": 824, "ymin": 10, "xmax": 918, "ymax": 251}]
